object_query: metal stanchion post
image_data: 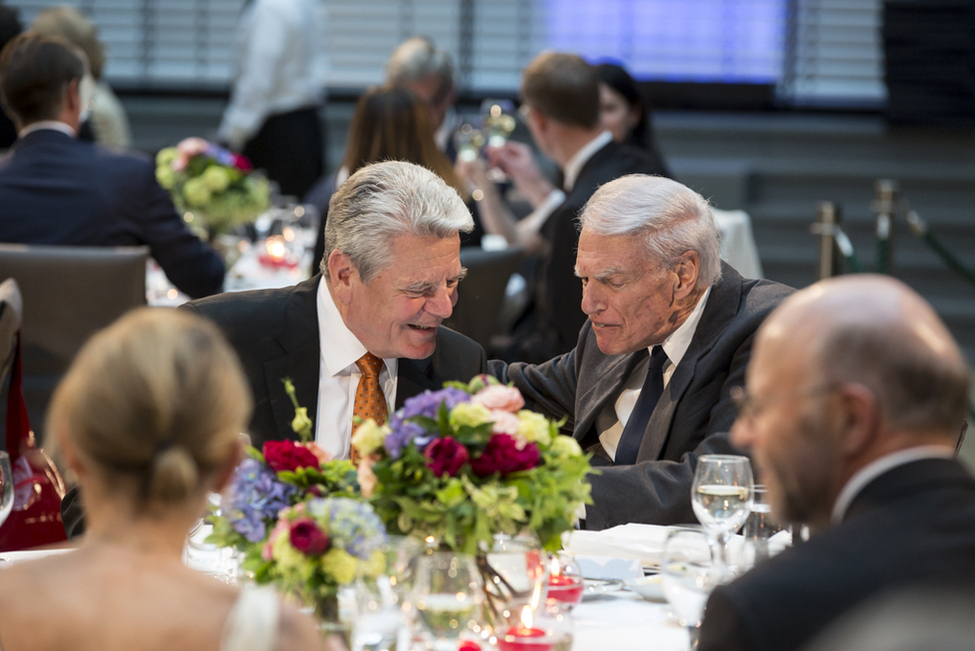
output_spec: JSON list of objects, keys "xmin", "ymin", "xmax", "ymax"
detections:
[
  {"xmin": 811, "ymin": 202, "xmax": 841, "ymax": 280},
  {"xmin": 872, "ymin": 179, "xmax": 899, "ymax": 275}
]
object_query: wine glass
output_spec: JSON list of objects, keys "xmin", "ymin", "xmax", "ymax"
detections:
[
  {"xmin": 691, "ymin": 454, "xmax": 753, "ymax": 581},
  {"xmin": 412, "ymin": 552, "xmax": 484, "ymax": 651},
  {"xmin": 480, "ymin": 99, "xmax": 517, "ymax": 149},
  {"xmin": 661, "ymin": 527, "xmax": 717, "ymax": 650},
  {"xmin": 0, "ymin": 452, "xmax": 14, "ymax": 530},
  {"xmin": 453, "ymin": 123, "xmax": 486, "ymax": 163}
]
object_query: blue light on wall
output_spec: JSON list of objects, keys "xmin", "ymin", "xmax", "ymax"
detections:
[{"xmin": 546, "ymin": 0, "xmax": 786, "ymax": 84}]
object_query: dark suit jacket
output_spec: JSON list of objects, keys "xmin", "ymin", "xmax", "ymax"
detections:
[
  {"xmin": 61, "ymin": 275, "xmax": 489, "ymax": 536},
  {"xmin": 0, "ymin": 129, "xmax": 224, "ymax": 298},
  {"xmin": 496, "ymin": 264, "xmax": 793, "ymax": 529},
  {"xmin": 507, "ymin": 140, "xmax": 669, "ymax": 363},
  {"xmin": 699, "ymin": 458, "xmax": 975, "ymax": 651},
  {"xmin": 184, "ymin": 275, "xmax": 489, "ymax": 447}
]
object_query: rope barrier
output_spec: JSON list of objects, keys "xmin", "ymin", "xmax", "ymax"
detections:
[{"xmin": 905, "ymin": 211, "xmax": 975, "ymax": 289}]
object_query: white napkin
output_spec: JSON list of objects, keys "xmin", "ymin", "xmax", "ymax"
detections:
[{"xmin": 565, "ymin": 523, "xmax": 673, "ymax": 569}]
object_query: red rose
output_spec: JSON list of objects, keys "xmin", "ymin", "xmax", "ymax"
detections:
[
  {"xmin": 424, "ymin": 436, "xmax": 470, "ymax": 477},
  {"xmin": 234, "ymin": 153, "xmax": 254, "ymax": 171},
  {"xmin": 470, "ymin": 434, "xmax": 539, "ymax": 477},
  {"xmin": 263, "ymin": 440, "xmax": 320, "ymax": 473},
  {"xmin": 289, "ymin": 518, "xmax": 330, "ymax": 555}
]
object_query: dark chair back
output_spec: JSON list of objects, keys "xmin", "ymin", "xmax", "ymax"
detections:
[
  {"xmin": 444, "ymin": 246, "xmax": 523, "ymax": 350},
  {"xmin": 0, "ymin": 244, "xmax": 148, "ymax": 439}
]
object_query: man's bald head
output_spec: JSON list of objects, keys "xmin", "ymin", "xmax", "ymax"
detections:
[
  {"xmin": 762, "ymin": 274, "xmax": 968, "ymax": 438},
  {"xmin": 734, "ymin": 275, "xmax": 969, "ymax": 528}
]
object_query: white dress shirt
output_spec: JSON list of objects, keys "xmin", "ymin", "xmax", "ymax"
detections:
[
  {"xmin": 314, "ymin": 280, "xmax": 397, "ymax": 460},
  {"xmin": 518, "ymin": 130, "xmax": 614, "ymax": 236},
  {"xmin": 217, "ymin": 0, "xmax": 328, "ymax": 151},
  {"xmin": 18, "ymin": 121, "xmax": 76, "ymax": 139},
  {"xmin": 597, "ymin": 287, "xmax": 712, "ymax": 461},
  {"xmin": 830, "ymin": 445, "xmax": 955, "ymax": 524}
]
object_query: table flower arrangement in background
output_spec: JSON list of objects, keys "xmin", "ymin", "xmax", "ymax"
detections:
[
  {"xmin": 206, "ymin": 380, "xmax": 385, "ymax": 619},
  {"xmin": 353, "ymin": 375, "xmax": 593, "ymax": 554},
  {"xmin": 155, "ymin": 137, "xmax": 270, "ymax": 237}
]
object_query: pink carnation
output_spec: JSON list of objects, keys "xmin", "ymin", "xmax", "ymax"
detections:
[{"xmin": 472, "ymin": 385, "xmax": 524, "ymax": 413}]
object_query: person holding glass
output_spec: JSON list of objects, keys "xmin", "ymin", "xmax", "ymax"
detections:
[
  {"xmin": 457, "ymin": 52, "xmax": 670, "ymax": 364},
  {"xmin": 493, "ymin": 174, "xmax": 792, "ymax": 529},
  {"xmin": 595, "ymin": 62, "xmax": 669, "ymax": 174},
  {"xmin": 698, "ymin": 275, "xmax": 975, "ymax": 651},
  {"xmin": 0, "ymin": 308, "xmax": 334, "ymax": 651}
]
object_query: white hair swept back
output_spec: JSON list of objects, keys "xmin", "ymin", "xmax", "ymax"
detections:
[
  {"xmin": 321, "ymin": 160, "xmax": 473, "ymax": 283},
  {"xmin": 579, "ymin": 174, "xmax": 722, "ymax": 288}
]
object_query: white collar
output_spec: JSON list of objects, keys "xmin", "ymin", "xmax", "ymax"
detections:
[
  {"xmin": 316, "ymin": 278, "xmax": 396, "ymax": 378},
  {"xmin": 563, "ymin": 130, "xmax": 613, "ymax": 192},
  {"xmin": 18, "ymin": 121, "xmax": 77, "ymax": 139},
  {"xmin": 656, "ymin": 286, "xmax": 711, "ymax": 368},
  {"xmin": 831, "ymin": 445, "xmax": 955, "ymax": 524}
]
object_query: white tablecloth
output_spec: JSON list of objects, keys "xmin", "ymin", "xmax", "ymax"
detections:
[
  {"xmin": 574, "ymin": 591, "xmax": 689, "ymax": 651},
  {"xmin": 713, "ymin": 208, "xmax": 763, "ymax": 279}
]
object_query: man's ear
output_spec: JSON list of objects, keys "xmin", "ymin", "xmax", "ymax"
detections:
[
  {"xmin": 326, "ymin": 250, "xmax": 357, "ymax": 304},
  {"xmin": 672, "ymin": 251, "xmax": 701, "ymax": 300},
  {"xmin": 835, "ymin": 383, "xmax": 882, "ymax": 460}
]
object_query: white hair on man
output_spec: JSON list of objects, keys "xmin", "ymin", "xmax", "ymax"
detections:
[
  {"xmin": 385, "ymin": 36, "xmax": 454, "ymax": 100},
  {"xmin": 321, "ymin": 160, "xmax": 473, "ymax": 283},
  {"xmin": 578, "ymin": 174, "xmax": 723, "ymax": 289}
]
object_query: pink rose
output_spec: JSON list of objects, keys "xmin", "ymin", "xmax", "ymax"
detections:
[
  {"xmin": 472, "ymin": 385, "xmax": 525, "ymax": 413},
  {"xmin": 171, "ymin": 153, "xmax": 188, "ymax": 172},
  {"xmin": 470, "ymin": 433, "xmax": 539, "ymax": 477},
  {"xmin": 424, "ymin": 437, "xmax": 470, "ymax": 477},
  {"xmin": 289, "ymin": 518, "xmax": 330, "ymax": 555},
  {"xmin": 490, "ymin": 410, "xmax": 521, "ymax": 436},
  {"xmin": 263, "ymin": 518, "xmax": 289, "ymax": 560},
  {"xmin": 177, "ymin": 137, "xmax": 209, "ymax": 156}
]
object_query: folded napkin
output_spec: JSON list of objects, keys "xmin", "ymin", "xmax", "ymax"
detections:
[
  {"xmin": 0, "ymin": 548, "xmax": 74, "ymax": 564},
  {"xmin": 565, "ymin": 523, "xmax": 673, "ymax": 569}
]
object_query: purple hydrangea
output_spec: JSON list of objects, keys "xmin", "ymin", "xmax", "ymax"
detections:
[
  {"xmin": 307, "ymin": 497, "xmax": 388, "ymax": 559},
  {"xmin": 384, "ymin": 388, "xmax": 471, "ymax": 459},
  {"xmin": 225, "ymin": 458, "xmax": 297, "ymax": 542}
]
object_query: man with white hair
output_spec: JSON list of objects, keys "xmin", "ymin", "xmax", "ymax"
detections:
[
  {"xmin": 62, "ymin": 160, "xmax": 488, "ymax": 538},
  {"xmin": 495, "ymin": 174, "xmax": 793, "ymax": 529},
  {"xmin": 385, "ymin": 36, "xmax": 459, "ymax": 158},
  {"xmin": 186, "ymin": 160, "xmax": 487, "ymax": 454},
  {"xmin": 699, "ymin": 275, "xmax": 975, "ymax": 651}
]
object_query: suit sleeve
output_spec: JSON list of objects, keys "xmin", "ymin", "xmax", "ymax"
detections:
[
  {"xmin": 135, "ymin": 162, "xmax": 226, "ymax": 298},
  {"xmin": 492, "ymin": 344, "xmax": 581, "ymax": 433},
  {"xmin": 698, "ymin": 586, "xmax": 755, "ymax": 651}
]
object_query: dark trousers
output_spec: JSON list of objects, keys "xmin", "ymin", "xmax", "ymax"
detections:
[{"xmin": 243, "ymin": 105, "xmax": 324, "ymax": 199}]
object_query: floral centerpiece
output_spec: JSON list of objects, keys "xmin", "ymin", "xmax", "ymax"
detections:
[
  {"xmin": 207, "ymin": 380, "xmax": 387, "ymax": 620},
  {"xmin": 155, "ymin": 137, "xmax": 270, "ymax": 236},
  {"xmin": 352, "ymin": 375, "xmax": 592, "ymax": 555}
]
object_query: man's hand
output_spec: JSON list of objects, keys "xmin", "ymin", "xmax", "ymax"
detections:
[{"xmin": 486, "ymin": 142, "xmax": 556, "ymax": 208}]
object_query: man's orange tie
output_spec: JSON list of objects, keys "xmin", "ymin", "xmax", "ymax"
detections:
[{"xmin": 352, "ymin": 352, "xmax": 387, "ymax": 466}]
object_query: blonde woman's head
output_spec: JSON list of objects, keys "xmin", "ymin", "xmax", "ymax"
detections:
[{"xmin": 48, "ymin": 308, "xmax": 252, "ymax": 508}]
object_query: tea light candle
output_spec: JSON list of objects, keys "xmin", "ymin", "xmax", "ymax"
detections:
[
  {"xmin": 497, "ymin": 625, "xmax": 551, "ymax": 651},
  {"xmin": 547, "ymin": 573, "xmax": 584, "ymax": 605}
]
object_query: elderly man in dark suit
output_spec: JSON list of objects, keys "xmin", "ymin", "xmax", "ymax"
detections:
[
  {"xmin": 699, "ymin": 275, "xmax": 975, "ymax": 651},
  {"xmin": 185, "ymin": 161, "xmax": 487, "ymax": 450},
  {"xmin": 62, "ymin": 160, "xmax": 487, "ymax": 536},
  {"xmin": 461, "ymin": 52, "xmax": 669, "ymax": 364},
  {"xmin": 494, "ymin": 174, "xmax": 792, "ymax": 529},
  {"xmin": 0, "ymin": 33, "xmax": 223, "ymax": 298}
]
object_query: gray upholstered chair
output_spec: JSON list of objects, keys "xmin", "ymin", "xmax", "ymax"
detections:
[
  {"xmin": 444, "ymin": 246, "xmax": 524, "ymax": 350},
  {"xmin": 0, "ymin": 244, "xmax": 148, "ymax": 439}
]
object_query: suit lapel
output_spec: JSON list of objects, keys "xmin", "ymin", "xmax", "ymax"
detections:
[
  {"xmin": 396, "ymin": 355, "xmax": 438, "ymax": 409},
  {"xmin": 636, "ymin": 264, "xmax": 744, "ymax": 462},
  {"xmin": 264, "ymin": 277, "xmax": 322, "ymax": 441},
  {"xmin": 574, "ymin": 349, "xmax": 645, "ymax": 446}
]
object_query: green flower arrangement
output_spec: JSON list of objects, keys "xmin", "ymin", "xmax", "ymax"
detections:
[{"xmin": 155, "ymin": 137, "xmax": 270, "ymax": 236}]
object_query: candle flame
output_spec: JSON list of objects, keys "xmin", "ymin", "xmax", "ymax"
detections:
[{"xmin": 520, "ymin": 604, "xmax": 533, "ymax": 629}]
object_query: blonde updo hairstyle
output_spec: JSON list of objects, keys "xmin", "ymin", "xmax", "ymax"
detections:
[{"xmin": 48, "ymin": 308, "xmax": 252, "ymax": 507}]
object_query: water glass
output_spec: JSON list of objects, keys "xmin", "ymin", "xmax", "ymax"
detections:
[
  {"xmin": 0, "ymin": 451, "xmax": 14, "ymax": 529},
  {"xmin": 412, "ymin": 552, "xmax": 484, "ymax": 651},
  {"xmin": 742, "ymin": 484, "xmax": 786, "ymax": 569},
  {"xmin": 353, "ymin": 576, "xmax": 402, "ymax": 651},
  {"xmin": 661, "ymin": 527, "xmax": 718, "ymax": 650},
  {"xmin": 691, "ymin": 454, "xmax": 753, "ymax": 580}
]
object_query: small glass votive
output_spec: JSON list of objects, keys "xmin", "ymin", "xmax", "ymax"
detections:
[
  {"xmin": 544, "ymin": 554, "xmax": 584, "ymax": 612},
  {"xmin": 496, "ymin": 605, "xmax": 572, "ymax": 651}
]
